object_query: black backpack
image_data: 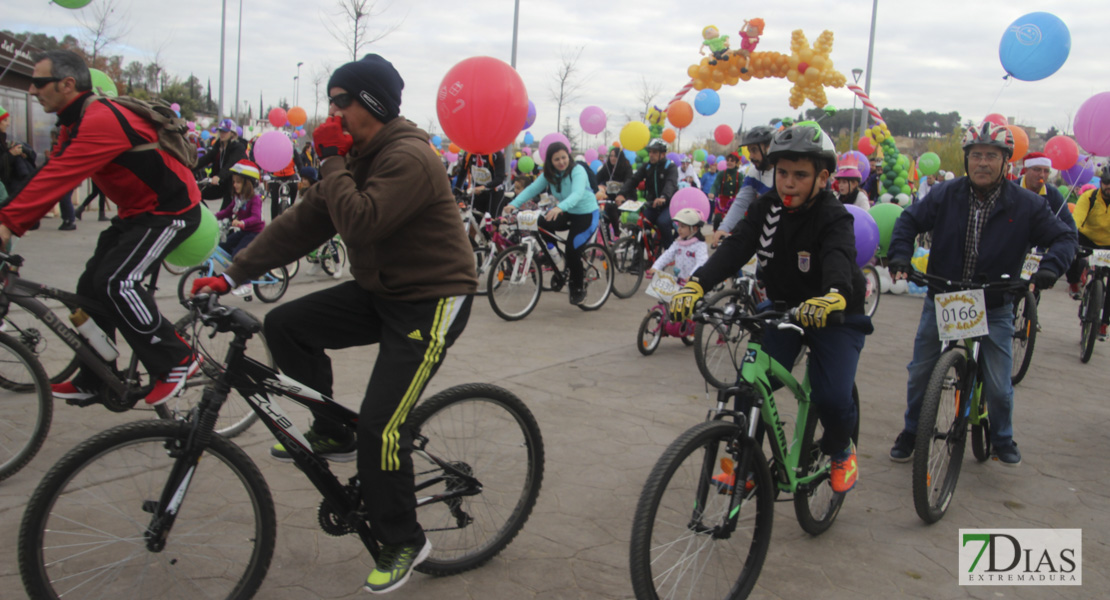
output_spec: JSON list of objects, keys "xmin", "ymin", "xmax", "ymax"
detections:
[
  {"xmin": 80, "ymin": 94, "xmax": 197, "ymax": 169},
  {"xmin": 576, "ymin": 160, "xmax": 600, "ymax": 192}
]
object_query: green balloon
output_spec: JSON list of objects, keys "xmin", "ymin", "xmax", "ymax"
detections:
[
  {"xmin": 918, "ymin": 152, "xmax": 941, "ymax": 176},
  {"xmin": 896, "ymin": 155, "xmax": 909, "ymax": 169},
  {"xmin": 694, "ymin": 148, "xmax": 707, "ymax": 162},
  {"xmin": 54, "ymin": 0, "xmax": 93, "ymax": 7},
  {"xmin": 518, "ymin": 156, "xmax": 535, "ymax": 172},
  {"xmin": 901, "ymin": 184, "xmax": 912, "ymax": 196},
  {"xmin": 781, "ymin": 117, "xmax": 795, "ymax": 126},
  {"xmin": 166, "ymin": 205, "xmax": 218, "ymax": 267},
  {"xmin": 824, "ymin": 105, "xmax": 837, "ymax": 115},
  {"xmin": 894, "ymin": 176, "xmax": 906, "ymax": 187},
  {"xmin": 89, "ymin": 68, "xmax": 117, "ymax": 97},
  {"xmin": 868, "ymin": 203, "xmax": 904, "ymax": 258}
]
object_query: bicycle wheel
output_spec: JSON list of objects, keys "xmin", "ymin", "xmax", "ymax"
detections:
[
  {"xmin": 320, "ymin": 240, "xmax": 347, "ymax": 277},
  {"xmin": 161, "ymin": 260, "xmax": 189, "ymax": 276},
  {"xmin": 694, "ymin": 289, "xmax": 754, "ymax": 390},
  {"xmin": 862, "ymin": 265, "xmax": 881, "ymax": 318},
  {"xmin": 637, "ymin": 307, "xmax": 664, "ymax": 356},
  {"xmin": 971, "ymin": 414, "xmax": 991, "ymax": 463},
  {"xmin": 912, "ymin": 349, "xmax": 969, "ymax": 524},
  {"xmin": 629, "ymin": 420, "xmax": 774, "ymax": 600},
  {"xmin": 611, "ymin": 237, "xmax": 645, "ymax": 299},
  {"xmin": 284, "ymin": 258, "xmax": 300, "ymax": 279},
  {"xmin": 487, "ymin": 245, "xmax": 542, "ymax": 321},
  {"xmin": 177, "ymin": 265, "xmax": 209, "ymax": 306},
  {"xmin": 253, "ymin": 266, "xmax": 289, "ymax": 303},
  {"xmin": 154, "ymin": 313, "xmax": 268, "ymax": 437},
  {"xmin": 1010, "ymin": 289, "xmax": 1037, "ymax": 385},
  {"xmin": 473, "ymin": 246, "xmax": 491, "ymax": 296},
  {"xmin": 1080, "ymin": 279, "xmax": 1102, "ymax": 364},
  {"xmin": 18, "ymin": 420, "xmax": 276, "ymax": 599},
  {"xmin": 4, "ymin": 304, "xmax": 79, "ymax": 385},
  {"xmin": 578, "ymin": 243, "xmax": 614, "ymax": 311},
  {"xmin": 793, "ymin": 385, "xmax": 860, "ymax": 536},
  {"xmin": 0, "ymin": 332, "xmax": 52, "ymax": 482},
  {"xmin": 408, "ymin": 383, "xmax": 544, "ymax": 575}
]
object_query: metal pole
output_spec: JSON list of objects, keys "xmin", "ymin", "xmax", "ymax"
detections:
[
  {"xmin": 218, "ymin": 0, "xmax": 227, "ymax": 118},
  {"xmin": 849, "ymin": 68, "xmax": 863, "ymax": 150},
  {"xmin": 234, "ymin": 0, "xmax": 243, "ymax": 120},
  {"xmin": 738, "ymin": 102, "xmax": 747, "ymax": 140},
  {"xmin": 296, "ymin": 62, "xmax": 304, "ymax": 106},
  {"xmin": 503, "ymin": 0, "xmax": 520, "ymax": 161},
  {"xmin": 863, "ymin": 0, "xmax": 879, "ymax": 132}
]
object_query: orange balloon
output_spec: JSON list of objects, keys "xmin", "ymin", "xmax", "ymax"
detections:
[
  {"xmin": 667, "ymin": 101, "xmax": 694, "ymax": 129},
  {"xmin": 1006, "ymin": 125, "xmax": 1029, "ymax": 163},
  {"xmin": 661, "ymin": 128, "xmax": 676, "ymax": 143},
  {"xmin": 287, "ymin": 106, "xmax": 307, "ymax": 127},
  {"xmin": 1067, "ymin": 202, "xmax": 1075, "ymax": 214},
  {"xmin": 449, "ymin": 142, "xmax": 460, "ymax": 153}
]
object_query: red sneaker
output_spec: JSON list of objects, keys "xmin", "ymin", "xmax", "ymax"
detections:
[
  {"xmin": 1068, "ymin": 282, "xmax": 1081, "ymax": 300},
  {"xmin": 145, "ymin": 356, "xmax": 202, "ymax": 406},
  {"xmin": 51, "ymin": 381, "xmax": 96, "ymax": 401},
  {"xmin": 1100, "ymin": 324, "xmax": 1108, "ymax": 342},
  {"xmin": 830, "ymin": 442, "xmax": 858, "ymax": 494}
]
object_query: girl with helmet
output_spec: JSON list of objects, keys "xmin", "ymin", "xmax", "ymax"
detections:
[
  {"xmin": 670, "ymin": 121, "xmax": 873, "ymax": 496},
  {"xmin": 648, "ymin": 207, "xmax": 708, "ymax": 282},
  {"xmin": 834, "ymin": 165, "xmax": 870, "ymax": 210},
  {"xmin": 215, "ymin": 159, "xmax": 266, "ymax": 259}
]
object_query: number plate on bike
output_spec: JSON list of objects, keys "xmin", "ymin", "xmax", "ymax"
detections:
[
  {"xmin": 606, "ymin": 181, "xmax": 623, "ymax": 195},
  {"xmin": 618, "ymin": 200, "xmax": 645, "ymax": 212},
  {"xmin": 935, "ymin": 289, "xmax": 988, "ymax": 341},
  {"xmin": 645, "ymin": 271, "xmax": 680, "ymax": 302},
  {"xmin": 516, "ymin": 210, "xmax": 540, "ymax": 231},
  {"xmin": 1020, "ymin": 252, "xmax": 1042, "ymax": 281},
  {"xmin": 1090, "ymin": 250, "xmax": 1110, "ymax": 268}
]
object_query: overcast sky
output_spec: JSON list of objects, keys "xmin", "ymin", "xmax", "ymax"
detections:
[{"xmin": 7, "ymin": 0, "xmax": 1106, "ymax": 148}]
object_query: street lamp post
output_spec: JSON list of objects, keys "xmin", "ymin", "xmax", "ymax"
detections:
[
  {"xmin": 738, "ymin": 102, "xmax": 748, "ymax": 140},
  {"xmin": 848, "ymin": 68, "xmax": 864, "ymax": 150},
  {"xmin": 295, "ymin": 62, "xmax": 304, "ymax": 106},
  {"xmin": 292, "ymin": 76, "xmax": 299, "ymax": 110}
]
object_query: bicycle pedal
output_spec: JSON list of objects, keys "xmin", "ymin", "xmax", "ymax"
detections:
[
  {"xmin": 141, "ymin": 500, "xmax": 160, "ymax": 514},
  {"xmin": 64, "ymin": 396, "xmax": 101, "ymax": 408}
]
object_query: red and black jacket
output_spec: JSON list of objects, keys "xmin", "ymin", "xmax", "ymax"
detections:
[{"xmin": 0, "ymin": 92, "xmax": 200, "ymax": 236}]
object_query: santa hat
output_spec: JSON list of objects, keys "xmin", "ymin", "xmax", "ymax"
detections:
[
  {"xmin": 1021, "ymin": 152, "xmax": 1052, "ymax": 175},
  {"xmin": 229, "ymin": 159, "xmax": 261, "ymax": 181},
  {"xmin": 0, "ymin": 106, "xmax": 8, "ymax": 123}
]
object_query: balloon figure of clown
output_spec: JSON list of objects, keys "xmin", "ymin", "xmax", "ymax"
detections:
[
  {"xmin": 699, "ymin": 25, "xmax": 731, "ymax": 66},
  {"xmin": 737, "ymin": 18, "xmax": 765, "ymax": 73}
]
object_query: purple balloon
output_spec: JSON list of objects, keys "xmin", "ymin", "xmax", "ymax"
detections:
[
  {"xmin": 845, "ymin": 204, "xmax": 880, "ymax": 266},
  {"xmin": 1075, "ymin": 92, "xmax": 1110, "ymax": 156},
  {"xmin": 579, "ymin": 105, "xmax": 607, "ymax": 135},
  {"xmin": 254, "ymin": 130, "xmax": 294, "ymax": 172},
  {"xmin": 510, "ymin": 159, "xmax": 518, "ymax": 170},
  {"xmin": 1062, "ymin": 155, "xmax": 1095, "ymax": 186},
  {"xmin": 523, "ymin": 100, "xmax": 537, "ymax": 130},
  {"xmin": 669, "ymin": 187, "xmax": 711, "ymax": 222},
  {"xmin": 840, "ymin": 150, "xmax": 870, "ymax": 182},
  {"xmin": 538, "ymin": 132, "xmax": 571, "ymax": 161}
]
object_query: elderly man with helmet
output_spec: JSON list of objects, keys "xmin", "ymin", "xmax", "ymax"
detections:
[
  {"xmin": 886, "ymin": 122, "xmax": 1076, "ymax": 467},
  {"xmin": 712, "ymin": 125, "xmax": 775, "ymax": 246},
  {"xmin": 615, "ymin": 138, "xmax": 679, "ymax": 248},
  {"xmin": 670, "ymin": 121, "xmax": 873, "ymax": 495}
]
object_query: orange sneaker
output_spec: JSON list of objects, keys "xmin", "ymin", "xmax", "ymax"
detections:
[{"xmin": 830, "ymin": 442, "xmax": 858, "ymax": 494}]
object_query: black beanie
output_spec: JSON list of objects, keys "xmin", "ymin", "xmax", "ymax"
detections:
[{"xmin": 328, "ymin": 54, "xmax": 405, "ymax": 122}]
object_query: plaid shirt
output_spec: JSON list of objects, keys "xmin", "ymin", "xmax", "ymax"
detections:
[{"xmin": 962, "ymin": 184, "xmax": 1003, "ymax": 280}]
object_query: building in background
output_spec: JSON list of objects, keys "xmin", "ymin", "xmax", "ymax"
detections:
[{"xmin": 1, "ymin": 32, "xmax": 51, "ymax": 165}]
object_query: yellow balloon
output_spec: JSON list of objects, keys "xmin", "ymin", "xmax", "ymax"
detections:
[
  {"xmin": 620, "ymin": 121, "xmax": 651, "ymax": 152},
  {"xmin": 741, "ymin": 146, "xmax": 751, "ymax": 159},
  {"xmin": 515, "ymin": 151, "xmax": 521, "ymax": 158}
]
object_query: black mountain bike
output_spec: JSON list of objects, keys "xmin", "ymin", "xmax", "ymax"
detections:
[
  {"xmin": 1077, "ymin": 247, "xmax": 1110, "ymax": 363},
  {"xmin": 19, "ymin": 294, "xmax": 545, "ymax": 599}
]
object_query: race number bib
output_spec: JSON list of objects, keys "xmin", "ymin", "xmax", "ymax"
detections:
[
  {"xmin": 645, "ymin": 271, "xmax": 680, "ymax": 302},
  {"xmin": 516, "ymin": 210, "xmax": 540, "ymax": 231},
  {"xmin": 606, "ymin": 181, "xmax": 623, "ymax": 195},
  {"xmin": 619, "ymin": 200, "xmax": 646, "ymax": 212},
  {"xmin": 1019, "ymin": 252, "xmax": 1042, "ymax": 281},
  {"xmin": 1090, "ymin": 249, "xmax": 1110, "ymax": 268},
  {"xmin": 471, "ymin": 166, "xmax": 493, "ymax": 186},
  {"xmin": 934, "ymin": 289, "xmax": 988, "ymax": 341}
]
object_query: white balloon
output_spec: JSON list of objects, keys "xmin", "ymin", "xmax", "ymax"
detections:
[
  {"xmin": 879, "ymin": 193, "xmax": 894, "ymax": 203},
  {"xmin": 891, "ymin": 280, "xmax": 908, "ymax": 295},
  {"xmin": 945, "ymin": 172, "xmax": 956, "ymax": 181},
  {"xmin": 895, "ymin": 193, "xmax": 911, "ymax": 207}
]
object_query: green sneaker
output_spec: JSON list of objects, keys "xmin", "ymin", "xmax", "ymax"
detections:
[
  {"xmin": 270, "ymin": 429, "xmax": 357, "ymax": 463},
  {"xmin": 363, "ymin": 539, "xmax": 431, "ymax": 594}
]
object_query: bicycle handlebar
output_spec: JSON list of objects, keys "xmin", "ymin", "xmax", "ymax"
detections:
[
  {"xmin": 906, "ymin": 270, "xmax": 1028, "ymax": 293},
  {"xmin": 694, "ymin": 303, "xmax": 842, "ymax": 331}
]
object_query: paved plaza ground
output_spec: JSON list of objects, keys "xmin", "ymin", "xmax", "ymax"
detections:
[{"xmin": 0, "ymin": 216, "xmax": 1106, "ymax": 599}]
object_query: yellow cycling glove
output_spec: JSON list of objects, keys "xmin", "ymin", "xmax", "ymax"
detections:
[
  {"xmin": 669, "ymin": 281, "xmax": 705, "ymax": 321},
  {"xmin": 797, "ymin": 292, "xmax": 846, "ymax": 328}
]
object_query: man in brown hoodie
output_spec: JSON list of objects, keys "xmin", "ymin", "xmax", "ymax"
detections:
[{"xmin": 193, "ymin": 54, "xmax": 476, "ymax": 594}]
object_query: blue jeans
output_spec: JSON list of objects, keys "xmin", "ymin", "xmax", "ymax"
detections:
[
  {"xmin": 642, "ymin": 202, "xmax": 674, "ymax": 249},
  {"xmin": 903, "ymin": 299, "xmax": 1015, "ymax": 446}
]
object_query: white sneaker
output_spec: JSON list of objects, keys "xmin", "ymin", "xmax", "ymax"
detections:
[{"xmin": 231, "ymin": 284, "xmax": 252, "ymax": 296}]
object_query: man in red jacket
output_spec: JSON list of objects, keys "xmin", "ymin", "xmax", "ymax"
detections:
[{"xmin": 0, "ymin": 50, "xmax": 203, "ymax": 406}]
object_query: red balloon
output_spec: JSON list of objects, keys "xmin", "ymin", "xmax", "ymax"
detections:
[
  {"xmin": 268, "ymin": 107, "xmax": 287, "ymax": 128},
  {"xmin": 713, "ymin": 124, "xmax": 734, "ymax": 145},
  {"xmin": 983, "ymin": 113, "xmax": 1008, "ymax": 127},
  {"xmin": 858, "ymin": 137, "xmax": 875, "ymax": 156},
  {"xmin": 436, "ymin": 56, "xmax": 529, "ymax": 154},
  {"xmin": 1044, "ymin": 135, "xmax": 1079, "ymax": 170}
]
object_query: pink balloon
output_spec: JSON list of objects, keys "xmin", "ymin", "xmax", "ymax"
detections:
[
  {"xmin": 538, "ymin": 132, "xmax": 571, "ymax": 161},
  {"xmin": 169, "ymin": 102, "xmax": 181, "ymax": 112},
  {"xmin": 579, "ymin": 105, "xmax": 607, "ymax": 135},
  {"xmin": 521, "ymin": 147, "xmax": 532, "ymax": 156},
  {"xmin": 254, "ymin": 130, "xmax": 294, "ymax": 172},
  {"xmin": 716, "ymin": 160, "xmax": 727, "ymax": 171},
  {"xmin": 597, "ymin": 144, "xmax": 608, "ymax": 156},
  {"xmin": 187, "ymin": 121, "xmax": 196, "ymax": 131},
  {"xmin": 983, "ymin": 113, "xmax": 1008, "ymax": 127},
  {"xmin": 1074, "ymin": 92, "xmax": 1110, "ymax": 156},
  {"xmin": 584, "ymin": 148, "xmax": 598, "ymax": 163},
  {"xmin": 669, "ymin": 187, "xmax": 711, "ymax": 222}
]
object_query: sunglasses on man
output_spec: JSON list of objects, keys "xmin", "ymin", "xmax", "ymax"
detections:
[
  {"xmin": 328, "ymin": 93, "xmax": 354, "ymax": 109},
  {"xmin": 30, "ymin": 76, "xmax": 63, "ymax": 88}
]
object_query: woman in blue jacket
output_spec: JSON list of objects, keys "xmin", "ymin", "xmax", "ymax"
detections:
[{"xmin": 505, "ymin": 141, "xmax": 600, "ymax": 304}]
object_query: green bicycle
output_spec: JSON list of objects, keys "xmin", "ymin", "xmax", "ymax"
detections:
[{"xmin": 629, "ymin": 303, "xmax": 859, "ymax": 600}]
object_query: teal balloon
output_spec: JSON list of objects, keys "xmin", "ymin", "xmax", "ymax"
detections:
[
  {"xmin": 999, "ymin": 12, "xmax": 1071, "ymax": 82},
  {"xmin": 166, "ymin": 205, "xmax": 218, "ymax": 267},
  {"xmin": 89, "ymin": 69, "xmax": 117, "ymax": 97}
]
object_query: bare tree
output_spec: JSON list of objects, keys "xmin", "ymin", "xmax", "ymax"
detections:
[
  {"xmin": 323, "ymin": 0, "xmax": 403, "ymax": 61},
  {"xmin": 548, "ymin": 46, "xmax": 586, "ymax": 130},
  {"xmin": 79, "ymin": 0, "xmax": 132, "ymax": 65},
  {"xmin": 311, "ymin": 62, "xmax": 333, "ymax": 120},
  {"xmin": 636, "ymin": 75, "xmax": 663, "ymax": 121}
]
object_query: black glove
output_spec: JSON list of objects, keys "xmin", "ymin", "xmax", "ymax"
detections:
[
  {"xmin": 1031, "ymin": 268, "xmax": 1058, "ymax": 290},
  {"xmin": 887, "ymin": 257, "xmax": 911, "ymax": 279}
]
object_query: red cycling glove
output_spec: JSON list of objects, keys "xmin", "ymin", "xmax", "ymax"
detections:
[
  {"xmin": 191, "ymin": 274, "xmax": 232, "ymax": 296},
  {"xmin": 313, "ymin": 115, "xmax": 353, "ymax": 159}
]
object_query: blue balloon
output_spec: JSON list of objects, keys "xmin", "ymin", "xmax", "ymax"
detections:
[
  {"xmin": 590, "ymin": 159, "xmax": 602, "ymax": 172},
  {"xmin": 694, "ymin": 89, "xmax": 721, "ymax": 116},
  {"xmin": 623, "ymin": 149, "xmax": 636, "ymax": 163},
  {"xmin": 200, "ymin": 130, "xmax": 211, "ymax": 140},
  {"xmin": 998, "ymin": 12, "xmax": 1071, "ymax": 81},
  {"xmin": 523, "ymin": 131, "xmax": 534, "ymax": 145},
  {"xmin": 431, "ymin": 135, "xmax": 442, "ymax": 147}
]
